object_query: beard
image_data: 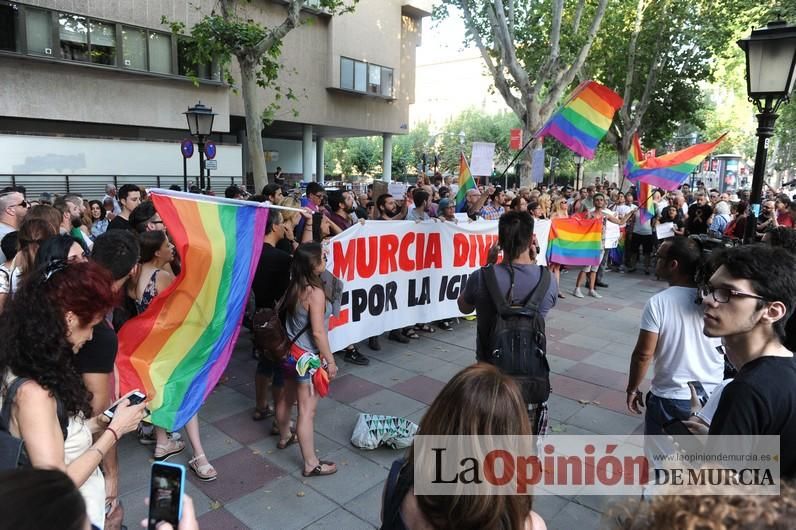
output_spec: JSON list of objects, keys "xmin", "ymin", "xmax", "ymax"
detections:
[{"xmin": 71, "ymin": 215, "xmax": 82, "ymax": 228}]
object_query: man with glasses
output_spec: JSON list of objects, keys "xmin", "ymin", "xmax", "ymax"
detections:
[
  {"xmin": 626, "ymin": 237, "xmax": 724, "ymax": 440},
  {"xmin": 700, "ymin": 244, "xmax": 796, "ymax": 476},
  {"xmin": 129, "ymin": 201, "xmax": 166, "ymax": 234},
  {"xmin": 0, "ymin": 190, "xmax": 28, "ymax": 262}
]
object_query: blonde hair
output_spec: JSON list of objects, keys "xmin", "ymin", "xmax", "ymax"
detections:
[
  {"xmin": 278, "ymin": 197, "xmax": 301, "ymax": 225},
  {"xmin": 538, "ymin": 194, "xmax": 552, "ymax": 217}
]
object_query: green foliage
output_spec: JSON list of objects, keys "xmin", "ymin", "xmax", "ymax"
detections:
[{"xmin": 435, "ymin": 110, "xmax": 522, "ymax": 173}]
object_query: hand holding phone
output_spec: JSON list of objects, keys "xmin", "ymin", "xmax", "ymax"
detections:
[
  {"xmin": 103, "ymin": 390, "xmax": 146, "ymax": 420},
  {"xmin": 104, "ymin": 390, "xmax": 148, "ymax": 437}
]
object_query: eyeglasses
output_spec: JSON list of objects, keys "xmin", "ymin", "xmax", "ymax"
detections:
[
  {"xmin": 699, "ymin": 284, "xmax": 768, "ymax": 304},
  {"xmin": 14, "ymin": 200, "xmax": 29, "ymax": 209}
]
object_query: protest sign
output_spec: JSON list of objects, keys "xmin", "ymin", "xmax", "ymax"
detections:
[
  {"xmin": 324, "ymin": 219, "xmax": 551, "ymax": 350},
  {"xmin": 656, "ymin": 222, "xmax": 675, "ymax": 239},
  {"xmin": 388, "ymin": 182, "xmax": 407, "ymax": 199},
  {"xmin": 470, "ymin": 142, "xmax": 496, "ymax": 176},
  {"xmin": 604, "ymin": 221, "xmax": 621, "ymax": 249}
]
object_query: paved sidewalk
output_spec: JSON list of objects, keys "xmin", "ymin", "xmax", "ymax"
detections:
[{"xmin": 117, "ymin": 268, "xmax": 665, "ymax": 529}]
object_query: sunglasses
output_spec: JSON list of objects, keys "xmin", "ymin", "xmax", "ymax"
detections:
[{"xmin": 15, "ymin": 200, "xmax": 29, "ymax": 208}]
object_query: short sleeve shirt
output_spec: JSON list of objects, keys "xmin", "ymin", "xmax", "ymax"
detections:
[{"xmin": 75, "ymin": 320, "xmax": 118, "ymax": 374}]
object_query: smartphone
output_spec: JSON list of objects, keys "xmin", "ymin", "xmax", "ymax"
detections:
[
  {"xmin": 103, "ymin": 391, "xmax": 146, "ymax": 420},
  {"xmin": 687, "ymin": 381, "xmax": 709, "ymax": 407},
  {"xmin": 663, "ymin": 419, "xmax": 694, "ymax": 437},
  {"xmin": 147, "ymin": 462, "xmax": 185, "ymax": 530},
  {"xmin": 312, "ymin": 211, "xmax": 323, "ymax": 242}
]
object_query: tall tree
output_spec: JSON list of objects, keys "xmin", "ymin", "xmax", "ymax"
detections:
[
  {"xmin": 165, "ymin": 0, "xmax": 356, "ymax": 193},
  {"xmin": 435, "ymin": 0, "xmax": 609, "ymax": 186}
]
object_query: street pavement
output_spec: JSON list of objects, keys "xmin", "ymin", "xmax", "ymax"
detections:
[{"xmin": 117, "ymin": 268, "xmax": 665, "ymax": 529}]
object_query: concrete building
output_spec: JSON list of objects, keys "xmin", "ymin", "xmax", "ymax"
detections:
[{"xmin": 0, "ymin": 0, "xmax": 431, "ymax": 195}]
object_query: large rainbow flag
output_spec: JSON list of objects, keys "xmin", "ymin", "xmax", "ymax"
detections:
[
  {"xmin": 624, "ymin": 132, "xmax": 645, "ymax": 178},
  {"xmin": 627, "ymin": 134, "xmax": 726, "ymax": 190},
  {"xmin": 454, "ymin": 153, "xmax": 477, "ymax": 212},
  {"xmin": 546, "ymin": 216, "xmax": 603, "ymax": 266},
  {"xmin": 637, "ymin": 180, "xmax": 655, "ymax": 224},
  {"xmin": 116, "ymin": 190, "xmax": 269, "ymax": 430},
  {"xmin": 538, "ymin": 81, "xmax": 624, "ymax": 160}
]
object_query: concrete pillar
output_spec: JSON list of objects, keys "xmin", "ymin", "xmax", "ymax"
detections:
[
  {"xmin": 316, "ymin": 136, "xmax": 325, "ymax": 184},
  {"xmin": 302, "ymin": 124, "xmax": 313, "ymax": 183},
  {"xmin": 382, "ymin": 133, "xmax": 393, "ymax": 182}
]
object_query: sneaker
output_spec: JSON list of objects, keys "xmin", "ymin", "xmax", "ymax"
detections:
[
  {"xmin": 344, "ymin": 348, "xmax": 370, "ymax": 366},
  {"xmin": 367, "ymin": 336, "xmax": 381, "ymax": 351},
  {"xmin": 588, "ymin": 290, "xmax": 603, "ymax": 298},
  {"xmin": 437, "ymin": 320, "xmax": 453, "ymax": 331},
  {"xmin": 138, "ymin": 424, "xmax": 181, "ymax": 446},
  {"xmin": 463, "ymin": 315, "xmax": 477, "ymax": 321},
  {"xmin": 572, "ymin": 288, "xmax": 584, "ymax": 298}
]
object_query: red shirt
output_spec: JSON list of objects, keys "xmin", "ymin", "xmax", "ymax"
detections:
[{"xmin": 777, "ymin": 211, "xmax": 794, "ymax": 228}]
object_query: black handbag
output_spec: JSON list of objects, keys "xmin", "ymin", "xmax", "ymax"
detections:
[{"xmin": 0, "ymin": 377, "xmax": 31, "ymax": 470}]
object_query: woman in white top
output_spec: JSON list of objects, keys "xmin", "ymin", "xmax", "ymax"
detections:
[
  {"xmin": 0, "ymin": 260, "xmax": 146, "ymax": 529},
  {"xmin": 0, "ymin": 217, "xmax": 57, "ymax": 311}
]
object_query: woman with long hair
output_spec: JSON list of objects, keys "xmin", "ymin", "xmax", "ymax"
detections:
[
  {"xmin": 538, "ymin": 193, "xmax": 551, "ymax": 219},
  {"xmin": 133, "ymin": 230, "xmax": 217, "ymax": 482},
  {"xmin": 34, "ymin": 234, "xmax": 89, "ymax": 268},
  {"xmin": 88, "ymin": 200, "xmax": 109, "ymax": 240},
  {"xmin": 274, "ymin": 243, "xmax": 338, "ymax": 477},
  {"xmin": 0, "ymin": 218, "xmax": 57, "ymax": 306},
  {"xmin": 0, "ymin": 261, "xmax": 146, "ymax": 528},
  {"xmin": 381, "ymin": 364, "xmax": 546, "ymax": 529},
  {"xmin": 548, "ymin": 196, "xmax": 570, "ymax": 298}
]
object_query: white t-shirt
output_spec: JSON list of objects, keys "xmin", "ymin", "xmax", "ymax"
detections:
[
  {"xmin": 695, "ymin": 379, "xmax": 732, "ymax": 426},
  {"xmin": 614, "ymin": 204, "xmax": 633, "ymax": 217},
  {"xmin": 640, "ymin": 286, "xmax": 724, "ymax": 399},
  {"xmin": 632, "ymin": 209, "xmax": 653, "ymax": 235}
]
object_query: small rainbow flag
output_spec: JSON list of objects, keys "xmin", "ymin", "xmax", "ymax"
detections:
[
  {"xmin": 116, "ymin": 190, "xmax": 269, "ymax": 430},
  {"xmin": 627, "ymin": 134, "xmax": 726, "ymax": 190},
  {"xmin": 624, "ymin": 133, "xmax": 645, "ymax": 177},
  {"xmin": 454, "ymin": 153, "xmax": 477, "ymax": 213},
  {"xmin": 637, "ymin": 180, "xmax": 655, "ymax": 224},
  {"xmin": 546, "ymin": 216, "xmax": 603, "ymax": 266},
  {"xmin": 539, "ymin": 81, "xmax": 624, "ymax": 160}
]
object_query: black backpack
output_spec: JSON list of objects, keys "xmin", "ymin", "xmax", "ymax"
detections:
[{"xmin": 483, "ymin": 264, "xmax": 551, "ymax": 404}]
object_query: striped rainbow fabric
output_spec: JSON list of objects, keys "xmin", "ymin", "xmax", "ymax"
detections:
[
  {"xmin": 546, "ymin": 216, "xmax": 603, "ymax": 266},
  {"xmin": 627, "ymin": 134, "xmax": 726, "ymax": 190},
  {"xmin": 454, "ymin": 153, "xmax": 477, "ymax": 212},
  {"xmin": 624, "ymin": 132, "xmax": 645, "ymax": 178},
  {"xmin": 116, "ymin": 190, "xmax": 269, "ymax": 431},
  {"xmin": 638, "ymin": 180, "xmax": 655, "ymax": 224},
  {"xmin": 539, "ymin": 81, "xmax": 624, "ymax": 159}
]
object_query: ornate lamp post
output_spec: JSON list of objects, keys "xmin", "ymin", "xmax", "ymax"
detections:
[
  {"xmin": 184, "ymin": 101, "xmax": 216, "ymax": 191},
  {"xmin": 737, "ymin": 20, "xmax": 796, "ymax": 243}
]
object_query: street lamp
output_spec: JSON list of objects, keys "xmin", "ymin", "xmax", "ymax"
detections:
[
  {"xmin": 184, "ymin": 101, "xmax": 217, "ymax": 191},
  {"xmin": 737, "ymin": 20, "xmax": 796, "ymax": 243}
]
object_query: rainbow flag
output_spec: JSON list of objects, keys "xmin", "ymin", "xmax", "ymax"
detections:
[
  {"xmin": 546, "ymin": 216, "xmax": 603, "ymax": 266},
  {"xmin": 627, "ymin": 134, "xmax": 726, "ymax": 190},
  {"xmin": 538, "ymin": 81, "xmax": 624, "ymax": 159},
  {"xmin": 608, "ymin": 226, "xmax": 626, "ymax": 266},
  {"xmin": 637, "ymin": 180, "xmax": 655, "ymax": 224},
  {"xmin": 624, "ymin": 133, "xmax": 645, "ymax": 177},
  {"xmin": 116, "ymin": 190, "xmax": 269, "ymax": 430},
  {"xmin": 454, "ymin": 153, "xmax": 477, "ymax": 212}
]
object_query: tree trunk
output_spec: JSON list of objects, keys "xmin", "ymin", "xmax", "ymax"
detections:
[
  {"xmin": 520, "ymin": 127, "xmax": 543, "ymax": 188},
  {"xmin": 239, "ymin": 55, "xmax": 268, "ymax": 193},
  {"xmin": 617, "ymin": 148, "xmax": 629, "ymax": 192}
]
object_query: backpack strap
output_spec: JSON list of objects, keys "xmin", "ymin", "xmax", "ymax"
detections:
[
  {"xmin": 1, "ymin": 377, "xmax": 28, "ymax": 432},
  {"xmin": 483, "ymin": 265, "xmax": 512, "ymax": 315},
  {"xmin": 523, "ymin": 266, "xmax": 552, "ymax": 313}
]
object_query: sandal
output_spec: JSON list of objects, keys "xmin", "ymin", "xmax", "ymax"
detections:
[
  {"xmin": 104, "ymin": 497, "xmax": 125, "ymax": 530},
  {"xmin": 271, "ymin": 422, "xmax": 296, "ymax": 436},
  {"xmin": 188, "ymin": 453, "xmax": 217, "ymax": 482},
  {"xmin": 388, "ymin": 331, "xmax": 410, "ymax": 344},
  {"xmin": 302, "ymin": 460, "xmax": 337, "ymax": 477},
  {"xmin": 277, "ymin": 432, "xmax": 299, "ymax": 449},
  {"xmin": 402, "ymin": 329, "xmax": 421, "ymax": 340},
  {"xmin": 413, "ymin": 324, "xmax": 436, "ymax": 333},
  {"xmin": 154, "ymin": 438, "xmax": 185, "ymax": 461},
  {"xmin": 252, "ymin": 406, "xmax": 274, "ymax": 421}
]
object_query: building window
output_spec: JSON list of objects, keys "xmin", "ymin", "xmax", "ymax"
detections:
[
  {"xmin": 148, "ymin": 31, "xmax": 172, "ymax": 74},
  {"xmin": 59, "ymin": 13, "xmax": 88, "ymax": 61},
  {"xmin": 25, "ymin": 7, "xmax": 52, "ymax": 55},
  {"xmin": 0, "ymin": 2, "xmax": 19, "ymax": 52},
  {"xmin": 122, "ymin": 26, "xmax": 146, "ymax": 70},
  {"xmin": 381, "ymin": 67, "xmax": 393, "ymax": 98},
  {"xmin": 340, "ymin": 56, "xmax": 394, "ymax": 98},
  {"xmin": 89, "ymin": 20, "xmax": 116, "ymax": 65},
  {"xmin": 340, "ymin": 57, "xmax": 354, "ymax": 90}
]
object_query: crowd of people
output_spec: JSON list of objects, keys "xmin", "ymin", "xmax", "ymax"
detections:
[{"xmin": 1, "ymin": 173, "xmax": 795, "ymax": 529}]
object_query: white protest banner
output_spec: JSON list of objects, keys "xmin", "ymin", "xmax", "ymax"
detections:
[
  {"xmin": 604, "ymin": 221, "xmax": 621, "ymax": 249},
  {"xmin": 531, "ymin": 148, "xmax": 545, "ymax": 183},
  {"xmin": 534, "ymin": 218, "xmax": 551, "ymax": 266},
  {"xmin": 323, "ymin": 219, "xmax": 551, "ymax": 350},
  {"xmin": 388, "ymin": 182, "xmax": 407, "ymax": 199},
  {"xmin": 656, "ymin": 222, "xmax": 675, "ymax": 239},
  {"xmin": 470, "ymin": 142, "xmax": 496, "ymax": 176}
]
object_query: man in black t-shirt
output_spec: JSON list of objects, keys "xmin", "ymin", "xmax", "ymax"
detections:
[
  {"xmin": 107, "ymin": 184, "xmax": 141, "ymax": 232},
  {"xmin": 686, "ymin": 192, "xmax": 713, "ymax": 235},
  {"xmin": 700, "ymin": 245, "xmax": 796, "ymax": 477}
]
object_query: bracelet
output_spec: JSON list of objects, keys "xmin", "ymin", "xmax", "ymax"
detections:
[
  {"xmin": 106, "ymin": 426, "xmax": 119, "ymax": 443},
  {"xmin": 626, "ymin": 389, "xmax": 642, "ymax": 396},
  {"xmin": 89, "ymin": 446, "xmax": 105, "ymax": 459}
]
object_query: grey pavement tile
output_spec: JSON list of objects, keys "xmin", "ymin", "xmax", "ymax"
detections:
[
  {"xmin": 533, "ymin": 494, "xmax": 570, "ymax": 522},
  {"xmin": 116, "ymin": 436, "xmax": 159, "ymax": 495},
  {"xmin": 548, "ymin": 354, "xmax": 579, "ymax": 375},
  {"xmin": 425, "ymin": 361, "xmax": 468, "ymax": 383},
  {"xmin": 566, "ymin": 405, "xmax": 643, "ymax": 436},
  {"xmin": 547, "ymin": 393, "xmax": 587, "ymax": 422},
  {"xmin": 380, "ymin": 350, "xmax": 452, "ymax": 372},
  {"xmin": 559, "ymin": 333, "xmax": 612, "ymax": 350},
  {"xmin": 406, "ymin": 405, "xmax": 428, "ymax": 426},
  {"xmin": 355, "ymin": 445, "xmax": 408, "ymax": 470},
  {"xmin": 290, "ymin": 446, "xmax": 388, "ymax": 505},
  {"xmin": 573, "ymin": 494, "xmax": 629, "ymax": 515},
  {"xmin": 188, "ymin": 447, "xmax": 288, "ymax": 503},
  {"xmin": 305, "ymin": 507, "xmax": 376, "ymax": 529},
  {"xmin": 213, "ymin": 409, "xmax": 271, "ymax": 446},
  {"xmin": 582, "ymin": 352, "xmax": 633, "ymax": 374},
  {"xmin": 176, "ymin": 420, "xmax": 245, "ymax": 462},
  {"xmin": 342, "ymin": 482, "xmax": 386, "ymax": 527},
  {"xmin": 390, "ymin": 375, "xmax": 446, "ymax": 405},
  {"xmin": 344, "ymin": 358, "xmax": 420, "ymax": 387},
  {"xmin": 547, "ymin": 500, "xmax": 603, "ymax": 530},
  {"xmin": 328, "ymin": 374, "xmax": 385, "ymax": 404},
  {"xmin": 547, "ymin": 423, "xmax": 600, "ymax": 436},
  {"xmin": 197, "ymin": 507, "xmax": 251, "ymax": 529},
  {"xmin": 349, "ymin": 389, "xmax": 427, "ymax": 418},
  {"xmin": 198, "ymin": 385, "xmax": 253, "ymax": 423},
  {"xmin": 313, "ymin": 400, "xmax": 363, "ymax": 446},
  {"xmin": 225, "ymin": 475, "xmax": 337, "ymax": 530},
  {"xmin": 254, "ymin": 431, "xmax": 343, "ymax": 474}
]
